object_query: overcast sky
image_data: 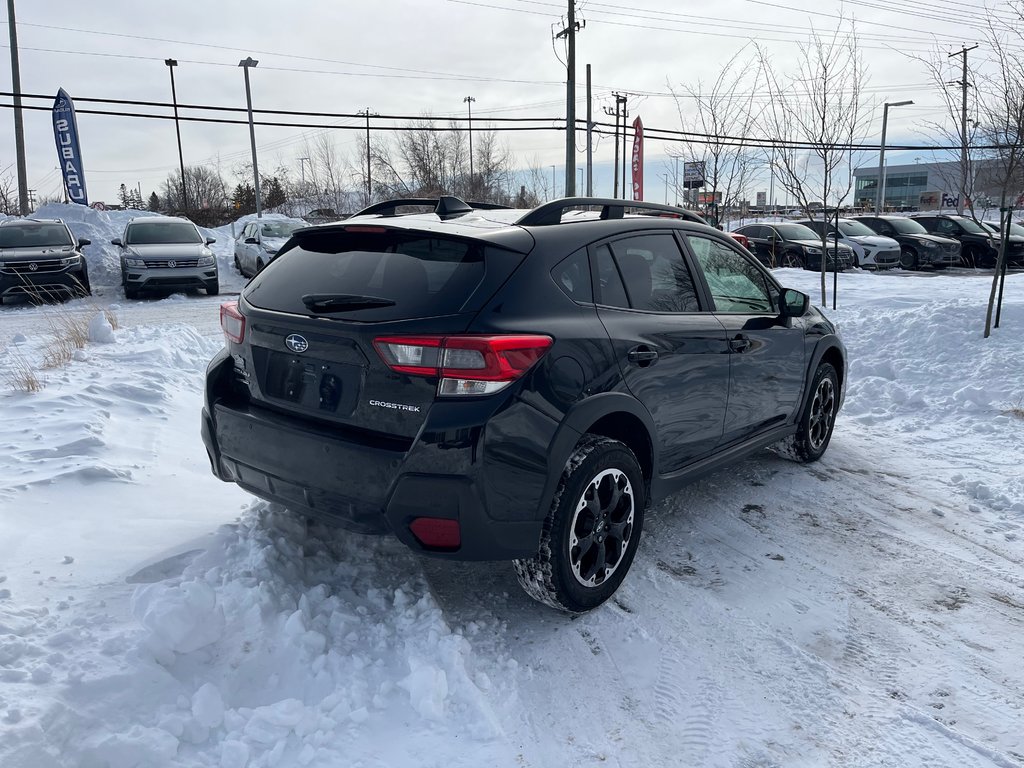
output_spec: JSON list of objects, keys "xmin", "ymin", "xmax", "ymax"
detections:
[{"xmin": 1, "ymin": 0, "xmax": 1006, "ymax": 204}]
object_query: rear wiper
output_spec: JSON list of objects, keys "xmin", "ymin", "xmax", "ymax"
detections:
[{"xmin": 301, "ymin": 293, "xmax": 396, "ymax": 312}]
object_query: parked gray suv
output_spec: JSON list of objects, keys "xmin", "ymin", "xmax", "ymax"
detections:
[
  {"xmin": 113, "ymin": 216, "xmax": 218, "ymax": 299},
  {"xmin": 0, "ymin": 218, "xmax": 91, "ymax": 303}
]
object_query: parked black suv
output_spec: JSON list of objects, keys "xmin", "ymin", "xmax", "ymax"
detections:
[
  {"xmin": 202, "ymin": 197, "xmax": 846, "ymax": 612},
  {"xmin": 852, "ymin": 215, "xmax": 961, "ymax": 270},
  {"xmin": 912, "ymin": 213, "xmax": 1024, "ymax": 268},
  {"xmin": 731, "ymin": 222, "xmax": 853, "ymax": 271},
  {"xmin": 0, "ymin": 218, "xmax": 91, "ymax": 303}
]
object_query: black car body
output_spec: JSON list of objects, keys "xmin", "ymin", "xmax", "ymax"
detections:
[
  {"xmin": 731, "ymin": 222, "xmax": 853, "ymax": 271},
  {"xmin": 0, "ymin": 218, "xmax": 91, "ymax": 302},
  {"xmin": 202, "ymin": 197, "xmax": 846, "ymax": 611},
  {"xmin": 913, "ymin": 214, "xmax": 1024, "ymax": 268},
  {"xmin": 852, "ymin": 215, "xmax": 961, "ymax": 270}
]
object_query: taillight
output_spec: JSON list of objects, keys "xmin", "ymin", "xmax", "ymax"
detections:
[
  {"xmin": 220, "ymin": 301, "xmax": 246, "ymax": 344},
  {"xmin": 409, "ymin": 517, "xmax": 461, "ymax": 550},
  {"xmin": 374, "ymin": 334, "xmax": 553, "ymax": 396}
]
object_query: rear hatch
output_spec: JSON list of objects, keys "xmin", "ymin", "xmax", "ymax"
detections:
[{"xmin": 236, "ymin": 223, "xmax": 530, "ymax": 441}]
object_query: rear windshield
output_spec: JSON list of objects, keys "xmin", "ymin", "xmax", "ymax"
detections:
[
  {"xmin": 0, "ymin": 223, "xmax": 73, "ymax": 248},
  {"xmin": 244, "ymin": 229, "xmax": 500, "ymax": 320},
  {"xmin": 126, "ymin": 220, "xmax": 202, "ymax": 245}
]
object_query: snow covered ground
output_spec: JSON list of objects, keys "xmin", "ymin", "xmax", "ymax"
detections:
[{"xmin": 2, "ymin": 212, "xmax": 1024, "ymax": 766}]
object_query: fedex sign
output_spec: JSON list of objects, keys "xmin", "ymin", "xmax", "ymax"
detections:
[{"xmin": 52, "ymin": 89, "xmax": 89, "ymax": 205}]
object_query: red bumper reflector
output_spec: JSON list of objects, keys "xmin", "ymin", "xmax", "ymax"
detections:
[{"xmin": 409, "ymin": 517, "xmax": 461, "ymax": 550}]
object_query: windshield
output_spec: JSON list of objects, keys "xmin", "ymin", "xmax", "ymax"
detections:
[
  {"xmin": 838, "ymin": 220, "xmax": 878, "ymax": 237},
  {"xmin": 0, "ymin": 223, "xmax": 73, "ymax": 248},
  {"xmin": 773, "ymin": 223, "xmax": 820, "ymax": 240},
  {"xmin": 126, "ymin": 220, "xmax": 202, "ymax": 245},
  {"xmin": 259, "ymin": 222, "xmax": 299, "ymax": 238},
  {"xmin": 982, "ymin": 221, "xmax": 1024, "ymax": 236},
  {"xmin": 886, "ymin": 218, "xmax": 929, "ymax": 235},
  {"xmin": 954, "ymin": 217, "xmax": 988, "ymax": 234}
]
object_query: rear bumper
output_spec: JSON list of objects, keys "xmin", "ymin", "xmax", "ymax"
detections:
[{"xmin": 201, "ymin": 351, "xmax": 555, "ymax": 560}]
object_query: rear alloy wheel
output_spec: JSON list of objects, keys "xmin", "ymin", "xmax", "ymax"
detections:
[
  {"xmin": 514, "ymin": 436, "xmax": 645, "ymax": 613},
  {"xmin": 776, "ymin": 362, "xmax": 839, "ymax": 463},
  {"xmin": 899, "ymin": 247, "xmax": 918, "ymax": 270},
  {"xmin": 782, "ymin": 251, "xmax": 804, "ymax": 269}
]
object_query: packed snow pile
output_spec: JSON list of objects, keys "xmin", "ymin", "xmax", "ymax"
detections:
[{"xmin": 1, "ymin": 268, "xmax": 1023, "ymax": 767}]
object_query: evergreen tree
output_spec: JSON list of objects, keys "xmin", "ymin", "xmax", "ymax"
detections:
[
  {"xmin": 232, "ymin": 182, "xmax": 256, "ymax": 215},
  {"xmin": 148, "ymin": 192, "xmax": 160, "ymax": 212},
  {"xmin": 263, "ymin": 176, "xmax": 287, "ymax": 209},
  {"xmin": 118, "ymin": 183, "xmax": 131, "ymax": 209}
]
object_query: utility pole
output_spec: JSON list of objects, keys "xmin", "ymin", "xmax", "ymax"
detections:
[
  {"xmin": 550, "ymin": 165, "xmax": 557, "ymax": 199},
  {"xmin": 585, "ymin": 64, "xmax": 593, "ymax": 196},
  {"xmin": 7, "ymin": 0, "xmax": 29, "ymax": 215},
  {"xmin": 617, "ymin": 93, "xmax": 629, "ymax": 200},
  {"xmin": 948, "ymin": 45, "xmax": 977, "ymax": 216},
  {"xmin": 357, "ymin": 108, "xmax": 376, "ymax": 204},
  {"xmin": 27, "ymin": 188, "xmax": 35, "ymax": 210},
  {"xmin": 464, "ymin": 96, "xmax": 476, "ymax": 198},
  {"xmin": 238, "ymin": 57, "xmax": 262, "ymax": 218},
  {"xmin": 298, "ymin": 156, "xmax": 310, "ymax": 185},
  {"xmin": 555, "ymin": 2, "xmax": 582, "ymax": 197},
  {"xmin": 165, "ymin": 59, "xmax": 188, "ymax": 211},
  {"xmin": 604, "ymin": 93, "xmax": 627, "ymax": 198}
]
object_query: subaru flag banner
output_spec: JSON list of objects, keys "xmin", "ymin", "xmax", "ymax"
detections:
[
  {"xmin": 631, "ymin": 116, "xmax": 644, "ymax": 201},
  {"xmin": 52, "ymin": 88, "xmax": 89, "ymax": 205}
]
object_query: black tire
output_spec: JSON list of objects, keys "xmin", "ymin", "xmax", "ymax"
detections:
[
  {"xmin": 256, "ymin": 258, "xmax": 265, "ymax": 273},
  {"xmin": 75, "ymin": 264, "xmax": 91, "ymax": 297},
  {"xmin": 513, "ymin": 436, "xmax": 645, "ymax": 613},
  {"xmin": 124, "ymin": 286, "xmax": 140, "ymax": 300},
  {"xmin": 782, "ymin": 250, "xmax": 804, "ymax": 269},
  {"xmin": 899, "ymin": 247, "xmax": 918, "ymax": 270},
  {"xmin": 234, "ymin": 255, "xmax": 243, "ymax": 273},
  {"xmin": 777, "ymin": 362, "xmax": 839, "ymax": 463},
  {"xmin": 206, "ymin": 282, "xmax": 220, "ymax": 296}
]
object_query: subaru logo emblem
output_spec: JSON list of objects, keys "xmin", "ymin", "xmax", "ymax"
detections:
[
  {"xmin": 285, "ymin": 334, "xmax": 309, "ymax": 353},
  {"xmin": 168, "ymin": 260, "xmax": 176, "ymax": 268},
  {"xmin": 29, "ymin": 262, "xmax": 38, "ymax": 271}
]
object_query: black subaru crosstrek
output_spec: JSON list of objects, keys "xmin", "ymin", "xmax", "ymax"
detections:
[{"xmin": 202, "ymin": 196, "xmax": 845, "ymax": 612}]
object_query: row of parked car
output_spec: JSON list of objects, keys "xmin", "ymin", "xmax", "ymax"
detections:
[{"xmin": 730, "ymin": 213, "xmax": 1024, "ymax": 272}]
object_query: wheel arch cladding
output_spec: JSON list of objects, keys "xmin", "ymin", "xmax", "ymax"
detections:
[
  {"xmin": 819, "ymin": 345, "xmax": 845, "ymax": 396},
  {"xmin": 584, "ymin": 411, "xmax": 653, "ymax": 489}
]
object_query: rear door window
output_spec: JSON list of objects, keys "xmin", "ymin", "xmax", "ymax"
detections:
[{"xmin": 243, "ymin": 228, "xmax": 519, "ymax": 321}]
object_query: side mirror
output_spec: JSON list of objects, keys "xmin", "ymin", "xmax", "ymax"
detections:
[
  {"xmin": 244, "ymin": 237, "xmax": 258, "ymax": 244},
  {"xmin": 780, "ymin": 288, "xmax": 809, "ymax": 318},
  {"xmin": 205, "ymin": 237, "xmax": 216, "ymax": 245},
  {"xmin": 111, "ymin": 238, "xmax": 123, "ymax": 247},
  {"xmin": 77, "ymin": 238, "xmax": 91, "ymax": 247}
]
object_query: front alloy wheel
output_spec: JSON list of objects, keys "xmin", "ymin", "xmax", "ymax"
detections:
[
  {"xmin": 514, "ymin": 436, "xmax": 645, "ymax": 613},
  {"xmin": 807, "ymin": 374, "xmax": 836, "ymax": 454}
]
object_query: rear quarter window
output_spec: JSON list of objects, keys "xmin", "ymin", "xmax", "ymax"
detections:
[{"xmin": 243, "ymin": 229, "xmax": 521, "ymax": 320}]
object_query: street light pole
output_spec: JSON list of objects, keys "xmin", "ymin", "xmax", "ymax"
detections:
[
  {"xmin": 239, "ymin": 57, "xmax": 262, "ymax": 218},
  {"xmin": 464, "ymin": 96, "xmax": 475, "ymax": 197},
  {"xmin": 875, "ymin": 99, "xmax": 913, "ymax": 214},
  {"xmin": 165, "ymin": 59, "xmax": 188, "ymax": 212},
  {"xmin": 550, "ymin": 165, "xmax": 557, "ymax": 199}
]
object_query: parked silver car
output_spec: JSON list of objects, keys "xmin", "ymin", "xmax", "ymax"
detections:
[
  {"xmin": 795, "ymin": 218, "xmax": 901, "ymax": 270},
  {"xmin": 234, "ymin": 220, "xmax": 301, "ymax": 277},
  {"xmin": 113, "ymin": 217, "xmax": 218, "ymax": 299}
]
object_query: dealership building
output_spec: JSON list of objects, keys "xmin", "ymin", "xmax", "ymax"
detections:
[{"xmin": 853, "ymin": 159, "xmax": 1022, "ymax": 211}]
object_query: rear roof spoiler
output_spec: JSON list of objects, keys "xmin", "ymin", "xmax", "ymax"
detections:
[{"xmin": 515, "ymin": 197, "xmax": 708, "ymax": 227}]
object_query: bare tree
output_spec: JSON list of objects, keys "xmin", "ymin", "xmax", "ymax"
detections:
[
  {"xmin": 759, "ymin": 20, "xmax": 869, "ymax": 305},
  {"xmin": 669, "ymin": 47, "xmax": 763, "ymax": 227},
  {"xmin": 0, "ymin": 166, "xmax": 19, "ymax": 215},
  {"xmin": 977, "ymin": 1, "xmax": 1024, "ymax": 336},
  {"xmin": 161, "ymin": 165, "xmax": 229, "ymax": 215}
]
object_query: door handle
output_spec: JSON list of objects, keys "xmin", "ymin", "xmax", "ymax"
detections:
[
  {"xmin": 627, "ymin": 346, "xmax": 659, "ymax": 366},
  {"xmin": 729, "ymin": 335, "xmax": 752, "ymax": 352}
]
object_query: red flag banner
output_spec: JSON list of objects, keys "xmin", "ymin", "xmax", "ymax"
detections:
[{"xmin": 631, "ymin": 116, "xmax": 644, "ymax": 201}]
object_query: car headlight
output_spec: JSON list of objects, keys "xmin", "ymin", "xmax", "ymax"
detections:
[
  {"xmin": 198, "ymin": 255, "xmax": 215, "ymax": 267},
  {"xmin": 922, "ymin": 241, "xmax": 938, "ymax": 250},
  {"xmin": 60, "ymin": 254, "xmax": 82, "ymax": 266},
  {"xmin": 804, "ymin": 246, "xmax": 822, "ymax": 255},
  {"xmin": 262, "ymin": 246, "xmax": 278, "ymax": 255},
  {"xmin": 125, "ymin": 258, "xmax": 147, "ymax": 268}
]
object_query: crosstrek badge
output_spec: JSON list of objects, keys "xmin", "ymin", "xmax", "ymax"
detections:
[{"xmin": 368, "ymin": 399, "xmax": 421, "ymax": 413}]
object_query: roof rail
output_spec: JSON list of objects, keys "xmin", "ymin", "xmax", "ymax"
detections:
[
  {"xmin": 351, "ymin": 196, "xmax": 512, "ymax": 220},
  {"xmin": 516, "ymin": 197, "xmax": 708, "ymax": 227}
]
